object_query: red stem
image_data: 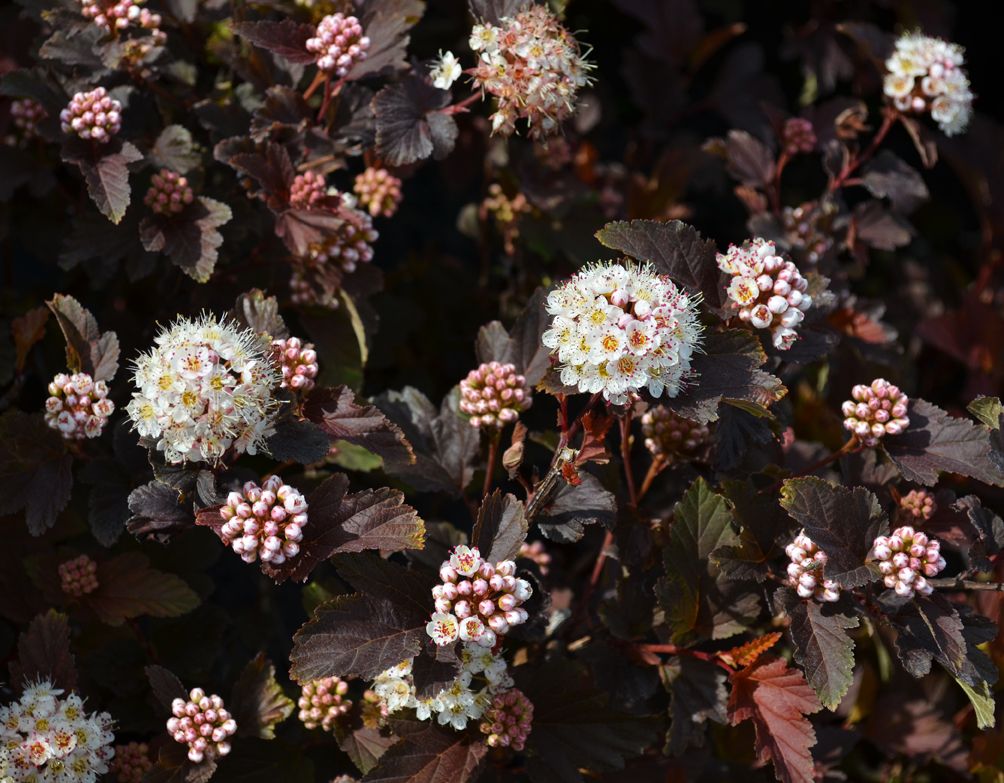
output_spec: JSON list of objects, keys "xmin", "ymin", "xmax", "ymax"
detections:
[{"xmin": 829, "ymin": 110, "xmax": 896, "ymax": 193}]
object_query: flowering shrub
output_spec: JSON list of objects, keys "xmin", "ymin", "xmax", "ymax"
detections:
[{"xmin": 2, "ymin": 2, "xmax": 1003, "ymax": 783}]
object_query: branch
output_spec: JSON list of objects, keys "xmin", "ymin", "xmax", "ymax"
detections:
[{"xmin": 930, "ymin": 578, "xmax": 1004, "ymax": 592}]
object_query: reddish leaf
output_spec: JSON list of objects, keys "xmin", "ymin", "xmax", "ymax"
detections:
[
  {"xmin": 139, "ymin": 197, "xmax": 232, "ymax": 283},
  {"xmin": 362, "ymin": 720, "xmax": 487, "ymax": 783},
  {"xmin": 231, "ymin": 289, "xmax": 289, "ymax": 340},
  {"xmin": 232, "ymin": 20, "xmax": 317, "ymax": 64},
  {"xmin": 339, "ymin": 726, "xmax": 398, "ymax": 775},
  {"xmin": 350, "ymin": 0, "xmax": 426, "ymax": 80},
  {"xmin": 46, "ymin": 293, "xmax": 119, "ymax": 382},
  {"xmin": 62, "ymin": 137, "xmax": 144, "ymax": 225},
  {"xmin": 471, "ymin": 490, "xmax": 527, "ymax": 562},
  {"xmin": 229, "ymin": 654, "xmax": 295, "ymax": 739},
  {"xmin": 303, "ymin": 385, "xmax": 415, "ymax": 468},
  {"xmin": 727, "ymin": 656, "xmax": 822, "ymax": 783},
  {"xmin": 11, "ymin": 306, "xmax": 49, "ymax": 373},
  {"xmin": 87, "ymin": 552, "xmax": 200, "ymax": 625},
  {"xmin": 720, "ymin": 631, "xmax": 782, "ymax": 669},
  {"xmin": 8, "ymin": 610, "xmax": 77, "ymax": 692},
  {"xmin": 373, "ymin": 72, "xmax": 457, "ymax": 166},
  {"xmin": 575, "ymin": 410, "xmax": 613, "ymax": 466}
]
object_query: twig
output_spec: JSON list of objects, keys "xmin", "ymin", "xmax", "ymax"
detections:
[
  {"xmin": 482, "ymin": 430, "xmax": 501, "ymax": 499},
  {"xmin": 930, "ymin": 578, "xmax": 1004, "ymax": 592}
]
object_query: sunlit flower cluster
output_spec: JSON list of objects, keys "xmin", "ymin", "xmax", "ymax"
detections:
[
  {"xmin": 782, "ymin": 117, "xmax": 816, "ymax": 155},
  {"xmin": 426, "ymin": 546, "xmax": 532, "ymax": 648},
  {"xmin": 0, "ymin": 680, "xmax": 115, "ymax": 783},
  {"xmin": 871, "ymin": 526, "xmax": 945, "ymax": 598},
  {"xmin": 469, "ymin": 5, "xmax": 593, "ymax": 138},
  {"xmin": 60, "ymin": 87, "xmax": 122, "ymax": 143},
  {"xmin": 543, "ymin": 261, "xmax": 703, "ymax": 405},
  {"xmin": 370, "ymin": 644, "xmax": 514, "ymax": 732},
  {"xmin": 718, "ymin": 238, "xmax": 813, "ymax": 351},
  {"xmin": 78, "ymin": 0, "xmax": 164, "ymax": 45},
  {"xmin": 640, "ymin": 406, "xmax": 710, "ymax": 461},
  {"xmin": 109, "ymin": 742, "xmax": 152, "ymax": 783},
  {"xmin": 289, "ymin": 171, "xmax": 327, "ymax": 210},
  {"xmin": 126, "ymin": 315, "xmax": 281, "ymax": 464},
  {"xmin": 459, "ymin": 361, "xmax": 532, "ymax": 430},
  {"xmin": 59, "ymin": 555, "xmax": 99, "ymax": 598},
  {"xmin": 44, "ymin": 372, "xmax": 115, "ymax": 440},
  {"xmin": 297, "ymin": 677, "xmax": 350, "ymax": 733},
  {"xmin": 883, "ymin": 32, "xmax": 972, "ymax": 136},
  {"xmin": 219, "ymin": 475, "xmax": 308, "ymax": 566},
  {"xmin": 353, "ymin": 167, "xmax": 402, "ymax": 218},
  {"xmin": 899, "ymin": 488, "xmax": 936, "ymax": 521},
  {"xmin": 271, "ymin": 337, "xmax": 319, "ymax": 393},
  {"xmin": 306, "ymin": 13, "xmax": 370, "ymax": 77},
  {"xmin": 785, "ymin": 531, "xmax": 840, "ymax": 602},
  {"xmin": 841, "ymin": 378, "xmax": 910, "ymax": 448},
  {"xmin": 480, "ymin": 688, "xmax": 533, "ymax": 751},
  {"xmin": 167, "ymin": 688, "xmax": 236, "ymax": 764},
  {"xmin": 144, "ymin": 169, "xmax": 194, "ymax": 216}
]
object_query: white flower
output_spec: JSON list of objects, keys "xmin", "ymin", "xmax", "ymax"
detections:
[
  {"xmin": 883, "ymin": 32, "xmax": 972, "ymax": 136},
  {"xmin": 126, "ymin": 314, "xmax": 281, "ymax": 465},
  {"xmin": 543, "ymin": 260, "xmax": 703, "ymax": 404},
  {"xmin": 426, "ymin": 612, "xmax": 460, "ymax": 646},
  {"xmin": 449, "ymin": 545, "xmax": 483, "ymax": 577},
  {"xmin": 430, "ymin": 50, "xmax": 462, "ymax": 90}
]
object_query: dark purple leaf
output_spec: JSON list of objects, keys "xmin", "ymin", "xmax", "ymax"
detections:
[
  {"xmin": 232, "ymin": 20, "xmax": 316, "ymax": 64},
  {"xmin": 140, "ymin": 196, "xmax": 232, "ymax": 282},
  {"xmin": 9, "ymin": 611, "xmax": 78, "ymax": 692},
  {"xmin": 229, "ymin": 654, "xmax": 295, "ymax": 739},
  {"xmin": 471, "ymin": 490, "xmax": 527, "ymax": 562},
  {"xmin": 0, "ymin": 411, "xmax": 73, "ymax": 535},
  {"xmin": 351, "ymin": 0, "xmax": 426, "ymax": 80},
  {"xmin": 373, "ymin": 72, "xmax": 457, "ymax": 166},
  {"xmin": 862, "ymin": 151, "xmax": 929, "ymax": 213},
  {"xmin": 62, "ymin": 137, "xmax": 143, "ymax": 224},
  {"xmin": 362, "ymin": 720, "xmax": 487, "ymax": 783},
  {"xmin": 45, "ymin": 293, "xmax": 119, "ymax": 381}
]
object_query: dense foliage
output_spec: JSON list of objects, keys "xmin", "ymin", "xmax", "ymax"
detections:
[{"xmin": 2, "ymin": 1, "xmax": 1003, "ymax": 781}]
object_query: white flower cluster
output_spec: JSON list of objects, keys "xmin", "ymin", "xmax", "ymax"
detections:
[
  {"xmin": 219, "ymin": 475, "xmax": 308, "ymax": 566},
  {"xmin": 785, "ymin": 531, "xmax": 840, "ymax": 602},
  {"xmin": 469, "ymin": 5, "xmax": 593, "ymax": 137},
  {"xmin": 884, "ymin": 32, "xmax": 973, "ymax": 136},
  {"xmin": 44, "ymin": 372, "xmax": 115, "ymax": 440},
  {"xmin": 718, "ymin": 238, "xmax": 813, "ymax": 351},
  {"xmin": 371, "ymin": 645, "xmax": 514, "ymax": 731},
  {"xmin": 126, "ymin": 315, "xmax": 281, "ymax": 464},
  {"xmin": 872, "ymin": 526, "xmax": 945, "ymax": 598},
  {"xmin": 543, "ymin": 261, "xmax": 703, "ymax": 405},
  {"xmin": 0, "ymin": 680, "xmax": 115, "ymax": 783}
]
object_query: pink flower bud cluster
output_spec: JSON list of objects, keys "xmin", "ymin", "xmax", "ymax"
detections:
[
  {"xmin": 717, "ymin": 238, "xmax": 813, "ymax": 351},
  {"xmin": 899, "ymin": 489, "xmax": 936, "ymax": 521},
  {"xmin": 289, "ymin": 257, "xmax": 342, "ymax": 309},
  {"xmin": 640, "ymin": 406, "xmax": 710, "ymax": 461},
  {"xmin": 459, "ymin": 362, "xmax": 532, "ymax": 430},
  {"xmin": 479, "ymin": 688, "xmax": 533, "ymax": 751},
  {"xmin": 271, "ymin": 337, "xmax": 319, "ymax": 393},
  {"xmin": 426, "ymin": 546, "xmax": 532, "ymax": 648},
  {"xmin": 219, "ymin": 476, "xmax": 308, "ymax": 565},
  {"xmin": 79, "ymin": 0, "xmax": 163, "ymax": 40},
  {"xmin": 841, "ymin": 378, "xmax": 910, "ymax": 447},
  {"xmin": 167, "ymin": 688, "xmax": 236, "ymax": 764},
  {"xmin": 306, "ymin": 207, "xmax": 378, "ymax": 274},
  {"xmin": 785, "ymin": 531, "xmax": 840, "ymax": 602},
  {"xmin": 353, "ymin": 167, "xmax": 402, "ymax": 218},
  {"xmin": 306, "ymin": 13, "xmax": 370, "ymax": 77},
  {"xmin": 782, "ymin": 117, "xmax": 816, "ymax": 155},
  {"xmin": 872, "ymin": 526, "xmax": 945, "ymax": 598},
  {"xmin": 518, "ymin": 540, "xmax": 550, "ymax": 576},
  {"xmin": 290, "ymin": 171, "xmax": 328, "ymax": 210},
  {"xmin": 144, "ymin": 169, "xmax": 194, "ymax": 216},
  {"xmin": 110, "ymin": 741, "xmax": 153, "ymax": 783},
  {"xmin": 10, "ymin": 98, "xmax": 47, "ymax": 140},
  {"xmin": 298, "ymin": 677, "xmax": 351, "ymax": 733},
  {"xmin": 781, "ymin": 200, "xmax": 837, "ymax": 265},
  {"xmin": 60, "ymin": 87, "xmax": 122, "ymax": 143},
  {"xmin": 45, "ymin": 372, "xmax": 115, "ymax": 440},
  {"xmin": 59, "ymin": 554, "xmax": 100, "ymax": 597}
]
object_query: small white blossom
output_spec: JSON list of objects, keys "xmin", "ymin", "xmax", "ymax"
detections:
[
  {"xmin": 430, "ymin": 50, "xmax": 462, "ymax": 90},
  {"xmin": 426, "ymin": 612, "xmax": 460, "ymax": 646}
]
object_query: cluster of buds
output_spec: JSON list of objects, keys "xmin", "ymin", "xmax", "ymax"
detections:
[
  {"xmin": 297, "ymin": 677, "xmax": 351, "ymax": 733},
  {"xmin": 8, "ymin": 98, "xmax": 46, "ymax": 142},
  {"xmin": 899, "ymin": 489, "xmax": 936, "ymax": 521},
  {"xmin": 353, "ymin": 167, "xmax": 402, "ymax": 218},
  {"xmin": 271, "ymin": 337, "xmax": 319, "ymax": 393},
  {"xmin": 110, "ymin": 742, "xmax": 153, "ymax": 783},
  {"xmin": 218, "ymin": 476, "xmax": 308, "ymax": 566},
  {"xmin": 305, "ymin": 206, "xmax": 378, "ymax": 274},
  {"xmin": 785, "ymin": 531, "xmax": 840, "ymax": 602},
  {"xmin": 479, "ymin": 688, "xmax": 533, "ymax": 751},
  {"xmin": 359, "ymin": 689, "xmax": 387, "ymax": 729},
  {"xmin": 45, "ymin": 372, "xmax": 115, "ymax": 440},
  {"xmin": 480, "ymin": 183, "xmax": 530, "ymax": 255},
  {"xmin": 469, "ymin": 5, "xmax": 593, "ymax": 137},
  {"xmin": 59, "ymin": 555, "xmax": 100, "ymax": 598},
  {"xmin": 841, "ymin": 378, "xmax": 910, "ymax": 447},
  {"xmin": 60, "ymin": 87, "xmax": 122, "ymax": 143},
  {"xmin": 640, "ymin": 406, "xmax": 710, "ymax": 461},
  {"xmin": 871, "ymin": 526, "xmax": 945, "ymax": 598},
  {"xmin": 79, "ymin": 0, "xmax": 164, "ymax": 40},
  {"xmin": 144, "ymin": 169, "xmax": 195, "ymax": 216},
  {"xmin": 289, "ymin": 171, "xmax": 328, "ymax": 210},
  {"xmin": 781, "ymin": 117, "xmax": 816, "ymax": 155},
  {"xmin": 459, "ymin": 362, "xmax": 532, "ymax": 430},
  {"xmin": 518, "ymin": 541, "xmax": 550, "ymax": 576},
  {"xmin": 780, "ymin": 200, "xmax": 838, "ymax": 265},
  {"xmin": 167, "ymin": 688, "xmax": 237, "ymax": 763},
  {"xmin": 306, "ymin": 13, "xmax": 370, "ymax": 77},
  {"xmin": 427, "ymin": 546, "xmax": 532, "ymax": 648},
  {"xmin": 718, "ymin": 238, "xmax": 813, "ymax": 350},
  {"xmin": 883, "ymin": 33, "xmax": 972, "ymax": 136}
]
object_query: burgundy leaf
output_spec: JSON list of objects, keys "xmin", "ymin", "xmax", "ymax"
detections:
[{"xmin": 232, "ymin": 20, "xmax": 317, "ymax": 64}]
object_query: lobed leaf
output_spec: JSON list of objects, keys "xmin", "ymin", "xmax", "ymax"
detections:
[
  {"xmin": 8, "ymin": 610, "xmax": 78, "ymax": 692},
  {"xmin": 0, "ymin": 410, "xmax": 73, "ymax": 535},
  {"xmin": 304, "ymin": 385, "xmax": 415, "ymax": 468},
  {"xmin": 62, "ymin": 138, "xmax": 144, "ymax": 225},
  {"xmin": 471, "ymin": 490, "xmax": 528, "ymax": 562},
  {"xmin": 373, "ymin": 72, "xmax": 457, "ymax": 166},
  {"xmin": 232, "ymin": 20, "xmax": 316, "ymax": 64},
  {"xmin": 229, "ymin": 654, "xmax": 295, "ymax": 739},
  {"xmin": 362, "ymin": 720, "xmax": 486, "ymax": 783},
  {"xmin": 88, "ymin": 552, "xmax": 200, "ymax": 625}
]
